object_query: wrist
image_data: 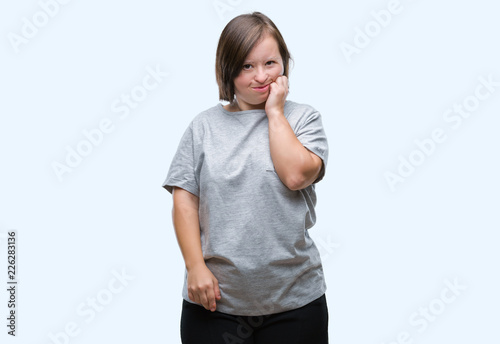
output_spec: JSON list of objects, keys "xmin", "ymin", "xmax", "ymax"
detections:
[
  {"xmin": 266, "ymin": 108, "xmax": 284, "ymax": 118},
  {"xmin": 185, "ymin": 259, "xmax": 206, "ymax": 272}
]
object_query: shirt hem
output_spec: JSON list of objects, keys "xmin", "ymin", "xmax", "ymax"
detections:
[
  {"xmin": 162, "ymin": 180, "xmax": 199, "ymax": 197},
  {"xmin": 190, "ymin": 283, "xmax": 327, "ymax": 317}
]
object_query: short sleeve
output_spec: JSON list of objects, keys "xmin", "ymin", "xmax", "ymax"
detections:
[
  {"xmin": 161, "ymin": 122, "xmax": 200, "ymax": 197},
  {"xmin": 295, "ymin": 111, "xmax": 329, "ymax": 184}
]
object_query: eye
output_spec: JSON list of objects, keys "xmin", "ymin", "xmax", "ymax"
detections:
[
  {"xmin": 242, "ymin": 64, "xmax": 252, "ymax": 70},
  {"xmin": 266, "ymin": 61, "xmax": 275, "ymax": 65}
]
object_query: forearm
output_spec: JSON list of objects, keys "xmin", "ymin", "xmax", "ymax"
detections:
[
  {"xmin": 267, "ymin": 112, "xmax": 321, "ymax": 190},
  {"xmin": 172, "ymin": 188, "xmax": 205, "ymax": 271}
]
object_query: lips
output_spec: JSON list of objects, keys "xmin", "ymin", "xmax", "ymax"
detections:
[{"xmin": 252, "ymin": 84, "xmax": 270, "ymax": 92}]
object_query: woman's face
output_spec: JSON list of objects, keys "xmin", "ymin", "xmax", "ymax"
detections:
[{"xmin": 233, "ymin": 33, "xmax": 284, "ymax": 111}]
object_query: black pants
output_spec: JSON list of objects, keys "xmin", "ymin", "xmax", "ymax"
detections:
[{"xmin": 180, "ymin": 294, "xmax": 329, "ymax": 344}]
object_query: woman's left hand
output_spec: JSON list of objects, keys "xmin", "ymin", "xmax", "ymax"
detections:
[{"xmin": 265, "ymin": 75, "xmax": 289, "ymax": 117}]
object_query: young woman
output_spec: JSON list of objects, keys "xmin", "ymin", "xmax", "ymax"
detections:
[{"xmin": 162, "ymin": 11, "xmax": 330, "ymax": 344}]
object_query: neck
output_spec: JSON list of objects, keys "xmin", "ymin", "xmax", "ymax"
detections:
[{"xmin": 230, "ymin": 98, "xmax": 266, "ymax": 112}]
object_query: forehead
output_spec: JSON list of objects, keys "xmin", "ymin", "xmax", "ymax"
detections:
[{"xmin": 244, "ymin": 33, "xmax": 281, "ymax": 62}]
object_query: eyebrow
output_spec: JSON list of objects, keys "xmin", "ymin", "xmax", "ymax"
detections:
[{"xmin": 243, "ymin": 56, "xmax": 280, "ymax": 63}]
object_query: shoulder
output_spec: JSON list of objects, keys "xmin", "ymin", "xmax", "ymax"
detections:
[
  {"xmin": 191, "ymin": 104, "xmax": 221, "ymax": 122},
  {"xmin": 186, "ymin": 104, "xmax": 222, "ymax": 129},
  {"xmin": 181, "ymin": 104, "xmax": 228, "ymax": 141}
]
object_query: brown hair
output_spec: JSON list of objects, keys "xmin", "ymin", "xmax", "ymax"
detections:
[{"xmin": 215, "ymin": 12, "xmax": 293, "ymax": 102}]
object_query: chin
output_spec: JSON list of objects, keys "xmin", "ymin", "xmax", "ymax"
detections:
[{"xmin": 254, "ymin": 99, "xmax": 267, "ymax": 107}]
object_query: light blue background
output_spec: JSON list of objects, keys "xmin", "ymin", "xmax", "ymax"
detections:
[{"xmin": 1, "ymin": 0, "xmax": 499, "ymax": 343}]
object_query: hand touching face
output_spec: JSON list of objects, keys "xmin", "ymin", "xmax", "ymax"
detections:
[
  {"xmin": 232, "ymin": 33, "xmax": 285, "ymax": 111},
  {"xmin": 265, "ymin": 74, "xmax": 289, "ymax": 117}
]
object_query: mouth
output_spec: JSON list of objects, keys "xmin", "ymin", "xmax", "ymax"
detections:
[{"xmin": 252, "ymin": 84, "xmax": 270, "ymax": 92}]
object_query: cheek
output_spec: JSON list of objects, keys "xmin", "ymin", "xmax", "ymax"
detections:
[
  {"xmin": 272, "ymin": 64, "xmax": 284, "ymax": 78},
  {"xmin": 272, "ymin": 68, "xmax": 283, "ymax": 80},
  {"xmin": 232, "ymin": 80, "xmax": 243, "ymax": 94},
  {"xmin": 234, "ymin": 75, "xmax": 249, "ymax": 90}
]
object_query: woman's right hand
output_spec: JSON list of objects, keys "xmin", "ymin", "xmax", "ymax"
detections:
[{"xmin": 187, "ymin": 263, "xmax": 221, "ymax": 312}]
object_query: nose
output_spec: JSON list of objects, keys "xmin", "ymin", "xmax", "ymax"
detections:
[{"xmin": 254, "ymin": 66, "xmax": 268, "ymax": 84}]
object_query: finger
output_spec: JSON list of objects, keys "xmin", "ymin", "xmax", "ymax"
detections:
[
  {"xmin": 206, "ymin": 286, "xmax": 216, "ymax": 312},
  {"xmin": 270, "ymin": 80, "xmax": 282, "ymax": 93},
  {"xmin": 192, "ymin": 290, "xmax": 202, "ymax": 306},
  {"xmin": 214, "ymin": 280, "xmax": 222, "ymax": 300},
  {"xmin": 198, "ymin": 288, "xmax": 210, "ymax": 310},
  {"xmin": 277, "ymin": 75, "xmax": 287, "ymax": 86},
  {"xmin": 277, "ymin": 78, "xmax": 287, "ymax": 92},
  {"xmin": 269, "ymin": 82, "xmax": 277, "ymax": 94},
  {"xmin": 188, "ymin": 290, "xmax": 195, "ymax": 302}
]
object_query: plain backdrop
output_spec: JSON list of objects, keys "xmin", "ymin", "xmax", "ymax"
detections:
[{"xmin": 1, "ymin": 0, "xmax": 499, "ymax": 343}]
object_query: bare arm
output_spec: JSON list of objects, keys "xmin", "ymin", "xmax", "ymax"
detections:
[
  {"xmin": 172, "ymin": 186, "xmax": 204, "ymax": 269},
  {"xmin": 172, "ymin": 186, "xmax": 221, "ymax": 311},
  {"xmin": 268, "ymin": 112, "xmax": 323, "ymax": 190},
  {"xmin": 264, "ymin": 75, "xmax": 323, "ymax": 191}
]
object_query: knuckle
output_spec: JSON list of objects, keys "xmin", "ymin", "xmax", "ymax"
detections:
[{"xmin": 191, "ymin": 283, "xmax": 210, "ymax": 292}]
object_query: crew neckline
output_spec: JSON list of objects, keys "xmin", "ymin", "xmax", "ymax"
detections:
[{"xmin": 217, "ymin": 101, "xmax": 292, "ymax": 115}]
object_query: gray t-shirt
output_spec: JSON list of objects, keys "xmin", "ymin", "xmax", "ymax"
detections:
[{"xmin": 162, "ymin": 100, "xmax": 329, "ymax": 316}]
